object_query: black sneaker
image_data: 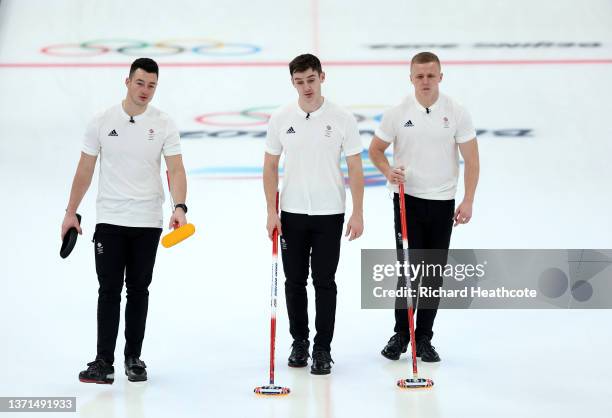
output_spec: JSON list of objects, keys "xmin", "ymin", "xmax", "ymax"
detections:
[
  {"xmin": 124, "ymin": 357, "xmax": 147, "ymax": 382},
  {"xmin": 288, "ymin": 339, "xmax": 310, "ymax": 367},
  {"xmin": 79, "ymin": 359, "xmax": 114, "ymax": 384},
  {"xmin": 416, "ymin": 337, "xmax": 441, "ymax": 362},
  {"xmin": 310, "ymin": 350, "xmax": 333, "ymax": 375},
  {"xmin": 381, "ymin": 333, "xmax": 409, "ymax": 360}
]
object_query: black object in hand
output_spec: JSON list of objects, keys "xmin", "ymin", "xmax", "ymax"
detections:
[{"xmin": 60, "ymin": 213, "xmax": 81, "ymax": 259}]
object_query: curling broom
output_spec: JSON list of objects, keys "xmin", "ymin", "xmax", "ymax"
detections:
[
  {"xmin": 254, "ymin": 192, "xmax": 290, "ymax": 396},
  {"xmin": 397, "ymin": 183, "xmax": 434, "ymax": 390}
]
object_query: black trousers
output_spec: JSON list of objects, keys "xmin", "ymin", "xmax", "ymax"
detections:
[
  {"xmin": 393, "ymin": 193, "xmax": 454, "ymax": 341},
  {"xmin": 280, "ymin": 211, "xmax": 344, "ymax": 352},
  {"xmin": 93, "ymin": 223, "xmax": 162, "ymax": 364}
]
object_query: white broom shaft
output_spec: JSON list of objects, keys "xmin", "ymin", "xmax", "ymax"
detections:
[{"xmin": 268, "ymin": 192, "xmax": 280, "ymax": 385}]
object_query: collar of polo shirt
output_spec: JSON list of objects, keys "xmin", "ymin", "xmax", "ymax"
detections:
[
  {"xmin": 295, "ymin": 98, "xmax": 327, "ymax": 119},
  {"xmin": 120, "ymin": 104, "xmax": 152, "ymax": 123},
  {"xmin": 414, "ymin": 96, "xmax": 440, "ymax": 113}
]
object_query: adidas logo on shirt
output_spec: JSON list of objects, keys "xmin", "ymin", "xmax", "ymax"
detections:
[
  {"xmin": 286, "ymin": 127, "xmax": 295, "ymax": 134},
  {"xmin": 108, "ymin": 129, "xmax": 118, "ymax": 136},
  {"xmin": 403, "ymin": 120, "xmax": 414, "ymax": 128}
]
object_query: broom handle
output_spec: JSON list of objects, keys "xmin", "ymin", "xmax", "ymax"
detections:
[
  {"xmin": 269, "ymin": 192, "xmax": 279, "ymax": 385},
  {"xmin": 399, "ymin": 183, "xmax": 419, "ymax": 379}
]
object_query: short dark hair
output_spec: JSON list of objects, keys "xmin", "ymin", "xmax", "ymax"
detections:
[
  {"xmin": 129, "ymin": 58, "xmax": 159, "ymax": 78},
  {"xmin": 289, "ymin": 54, "xmax": 322, "ymax": 76},
  {"xmin": 411, "ymin": 52, "xmax": 441, "ymax": 68}
]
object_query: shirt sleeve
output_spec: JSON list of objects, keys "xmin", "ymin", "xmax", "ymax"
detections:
[
  {"xmin": 342, "ymin": 113, "xmax": 363, "ymax": 156},
  {"xmin": 264, "ymin": 115, "xmax": 282, "ymax": 155},
  {"xmin": 455, "ymin": 106, "xmax": 477, "ymax": 143},
  {"xmin": 162, "ymin": 118, "xmax": 182, "ymax": 156},
  {"xmin": 374, "ymin": 108, "xmax": 395, "ymax": 143},
  {"xmin": 82, "ymin": 116, "xmax": 101, "ymax": 156}
]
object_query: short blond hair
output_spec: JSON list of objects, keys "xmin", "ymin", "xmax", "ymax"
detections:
[{"xmin": 411, "ymin": 52, "xmax": 441, "ymax": 68}]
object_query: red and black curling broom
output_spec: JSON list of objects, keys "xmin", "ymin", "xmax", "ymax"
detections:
[
  {"xmin": 254, "ymin": 192, "xmax": 290, "ymax": 396},
  {"xmin": 397, "ymin": 183, "xmax": 434, "ymax": 390}
]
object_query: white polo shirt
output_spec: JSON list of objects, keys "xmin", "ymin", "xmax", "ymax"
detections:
[
  {"xmin": 375, "ymin": 94, "xmax": 476, "ymax": 200},
  {"xmin": 82, "ymin": 104, "xmax": 182, "ymax": 228},
  {"xmin": 265, "ymin": 99, "xmax": 363, "ymax": 215}
]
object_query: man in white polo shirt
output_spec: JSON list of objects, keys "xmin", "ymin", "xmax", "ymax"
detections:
[
  {"xmin": 369, "ymin": 52, "xmax": 480, "ymax": 362},
  {"xmin": 263, "ymin": 54, "xmax": 364, "ymax": 375},
  {"xmin": 61, "ymin": 58, "xmax": 188, "ymax": 384}
]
